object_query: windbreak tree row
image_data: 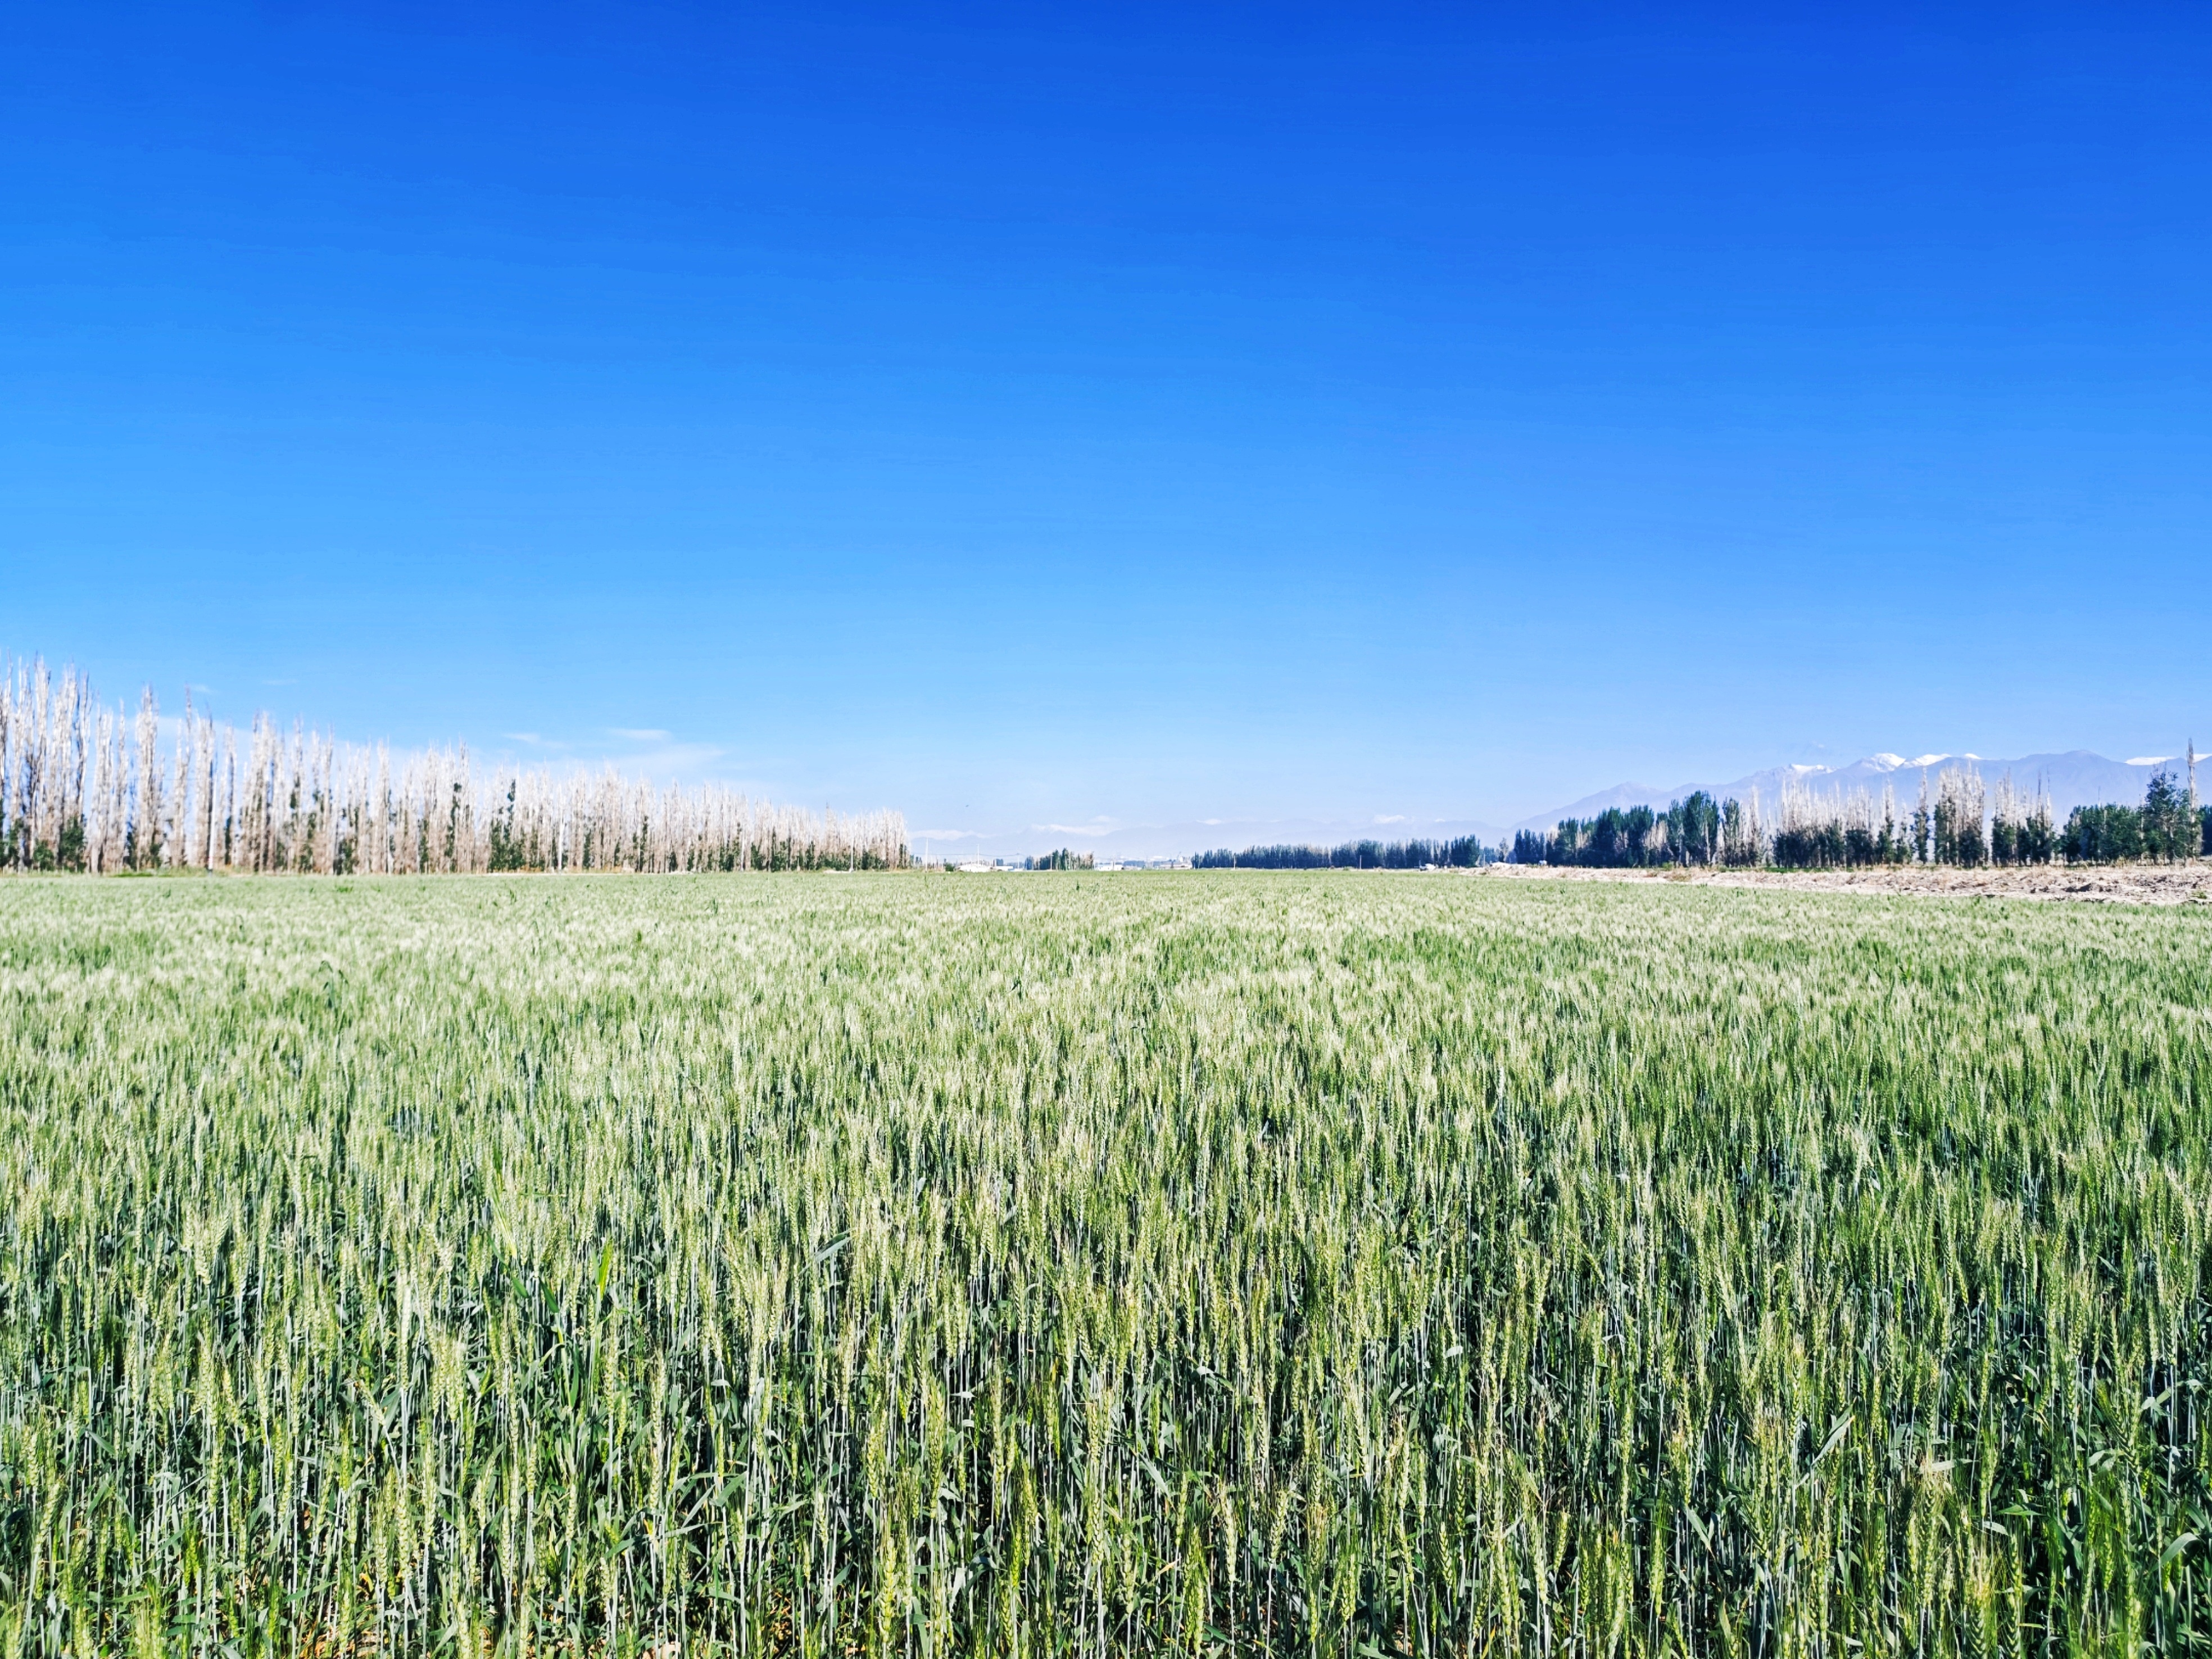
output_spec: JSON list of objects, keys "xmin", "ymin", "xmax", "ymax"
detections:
[
  {"xmin": 0, "ymin": 656, "xmax": 908, "ymax": 874},
  {"xmin": 1515, "ymin": 766, "xmax": 2200, "ymax": 870},
  {"xmin": 1025, "ymin": 849, "xmax": 1095, "ymax": 871},
  {"xmin": 1194, "ymin": 835, "xmax": 1490, "ymax": 869},
  {"xmin": 2064, "ymin": 771, "xmax": 2209, "ymax": 864}
]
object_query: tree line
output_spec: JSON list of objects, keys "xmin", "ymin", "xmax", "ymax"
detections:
[
  {"xmin": 1025, "ymin": 848, "xmax": 1094, "ymax": 870},
  {"xmin": 1195, "ymin": 834, "xmax": 1491, "ymax": 869},
  {"xmin": 0, "ymin": 657, "xmax": 909, "ymax": 875},
  {"xmin": 1511, "ymin": 765, "xmax": 2204, "ymax": 870},
  {"xmin": 2061, "ymin": 770, "xmax": 2206, "ymax": 863}
]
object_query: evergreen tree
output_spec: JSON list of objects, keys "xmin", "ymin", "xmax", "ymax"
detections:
[
  {"xmin": 2061, "ymin": 803, "xmax": 2143, "ymax": 863},
  {"xmin": 1665, "ymin": 791, "xmax": 1721, "ymax": 866},
  {"xmin": 2141, "ymin": 769, "xmax": 2195, "ymax": 862}
]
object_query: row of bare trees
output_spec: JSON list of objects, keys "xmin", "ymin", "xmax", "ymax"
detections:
[
  {"xmin": 1770, "ymin": 770, "xmax": 2059, "ymax": 868},
  {"xmin": 0, "ymin": 659, "xmax": 908, "ymax": 875}
]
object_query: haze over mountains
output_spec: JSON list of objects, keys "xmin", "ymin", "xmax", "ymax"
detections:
[
  {"xmin": 921, "ymin": 751, "xmax": 2194, "ymax": 864},
  {"xmin": 1507, "ymin": 751, "xmax": 2192, "ymax": 836}
]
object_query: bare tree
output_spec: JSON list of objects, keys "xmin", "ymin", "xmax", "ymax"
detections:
[{"xmin": 0, "ymin": 655, "xmax": 910, "ymax": 876}]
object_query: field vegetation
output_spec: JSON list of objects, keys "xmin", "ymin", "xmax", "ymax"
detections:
[{"xmin": 3, "ymin": 873, "xmax": 2210, "ymax": 1655}]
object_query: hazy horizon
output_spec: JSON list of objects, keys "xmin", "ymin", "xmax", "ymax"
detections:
[{"xmin": 15, "ymin": 645, "xmax": 2193, "ymax": 860}]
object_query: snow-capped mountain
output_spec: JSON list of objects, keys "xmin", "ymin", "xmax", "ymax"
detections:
[{"xmin": 1512, "ymin": 751, "xmax": 2192, "ymax": 835}]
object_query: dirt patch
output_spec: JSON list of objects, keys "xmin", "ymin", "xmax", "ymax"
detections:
[{"xmin": 1481, "ymin": 859, "xmax": 2212, "ymax": 906}]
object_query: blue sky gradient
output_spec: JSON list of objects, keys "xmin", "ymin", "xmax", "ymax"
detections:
[{"xmin": 4, "ymin": 3, "xmax": 2208, "ymax": 853}]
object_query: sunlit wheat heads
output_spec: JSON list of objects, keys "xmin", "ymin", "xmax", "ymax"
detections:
[{"xmin": 2, "ymin": 873, "xmax": 2209, "ymax": 1653}]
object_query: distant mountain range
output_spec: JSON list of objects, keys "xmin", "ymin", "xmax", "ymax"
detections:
[
  {"xmin": 937, "ymin": 751, "xmax": 2192, "ymax": 864},
  {"xmin": 1511, "ymin": 751, "xmax": 2193, "ymax": 835}
]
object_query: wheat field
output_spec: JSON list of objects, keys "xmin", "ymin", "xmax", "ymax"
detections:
[{"xmin": 2, "ymin": 872, "xmax": 2209, "ymax": 1655}]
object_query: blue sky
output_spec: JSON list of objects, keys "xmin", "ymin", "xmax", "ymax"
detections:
[{"xmin": 4, "ymin": 3, "xmax": 2208, "ymax": 854}]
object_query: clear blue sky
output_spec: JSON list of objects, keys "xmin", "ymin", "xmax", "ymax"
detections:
[{"xmin": 4, "ymin": 3, "xmax": 2208, "ymax": 853}]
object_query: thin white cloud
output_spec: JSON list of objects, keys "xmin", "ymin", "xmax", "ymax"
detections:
[
  {"xmin": 1372, "ymin": 813, "xmax": 1408, "ymax": 824},
  {"xmin": 611, "ymin": 740, "xmax": 726, "ymax": 773},
  {"xmin": 2128, "ymin": 756, "xmax": 2173, "ymax": 765},
  {"xmin": 609, "ymin": 727, "xmax": 672, "ymax": 742},
  {"xmin": 487, "ymin": 734, "xmax": 730, "ymax": 781}
]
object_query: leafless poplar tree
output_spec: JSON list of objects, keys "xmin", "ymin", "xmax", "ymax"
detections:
[{"xmin": 0, "ymin": 657, "xmax": 909, "ymax": 874}]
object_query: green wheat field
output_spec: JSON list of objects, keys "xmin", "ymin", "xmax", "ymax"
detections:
[{"xmin": 3, "ymin": 873, "xmax": 2210, "ymax": 1656}]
